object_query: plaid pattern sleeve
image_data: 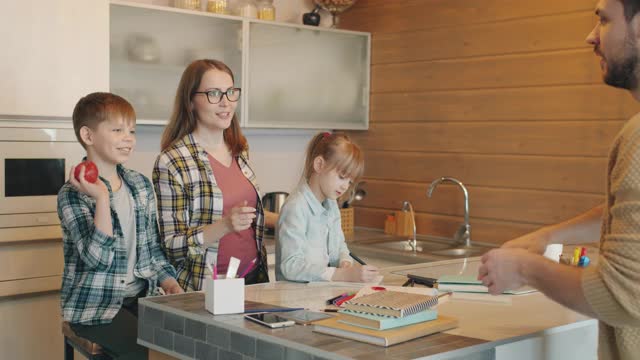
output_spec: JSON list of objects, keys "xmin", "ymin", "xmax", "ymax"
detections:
[
  {"xmin": 142, "ymin": 175, "xmax": 177, "ymax": 284},
  {"xmin": 153, "ymin": 136, "xmax": 218, "ymax": 291},
  {"xmin": 59, "ymin": 165, "xmax": 178, "ymax": 325},
  {"xmin": 153, "ymin": 135, "xmax": 269, "ymax": 290},
  {"xmin": 57, "ymin": 185, "xmax": 117, "ymax": 272}
]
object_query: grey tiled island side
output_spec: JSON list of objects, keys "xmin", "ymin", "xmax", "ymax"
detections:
[{"xmin": 137, "ymin": 288, "xmax": 492, "ymax": 360}]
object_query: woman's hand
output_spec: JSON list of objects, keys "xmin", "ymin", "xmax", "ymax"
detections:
[{"xmin": 225, "ymin": 201, "xmax": 256, "ymax": 233}]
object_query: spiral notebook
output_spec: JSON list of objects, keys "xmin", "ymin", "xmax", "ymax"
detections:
[{"xmin": 343, "ymin": 290, "xmax": 439, "ymax": 318}]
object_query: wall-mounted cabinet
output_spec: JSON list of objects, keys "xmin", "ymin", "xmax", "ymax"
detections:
[{"xmin": 110, "ymin": 1, "xmax": 370, "ymax": 129}]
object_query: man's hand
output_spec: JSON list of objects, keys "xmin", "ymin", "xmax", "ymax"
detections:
[
  {"xmin": 477, "ymin": 248, "xmax": 532, "ymax": 295},
  {"xmin": 160, "ymin": 278, "xmax": 184, "ymax": 295}
]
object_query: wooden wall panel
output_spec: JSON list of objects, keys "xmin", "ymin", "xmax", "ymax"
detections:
[
  {"xmin": 352, "ymin": 121, "xmax": 622, "ymax": 157},
  {"xmin": 372, "ymin": 49, "xmax": 599, "ymax": 93},
  {"xmin": 339, "ymin": 0, "xmax": 636, "ymax": 244},
  {"xmin": 341, "ymin": 0, "xmax": 595, "ymax": 34},
  {"xmin": 372, "ymin": 11, "xmax": 594, "ymax": 64},
  {"xmin": 364, "ymin": 151, "xmax": 607, "ymax": 194},
  {"xmin": 371, "ymin": 85, "xmax": 638, "ymax": 123},
  {"xmin": 358, "ymin": 180, "xmax": 603, "ymax": 225}
]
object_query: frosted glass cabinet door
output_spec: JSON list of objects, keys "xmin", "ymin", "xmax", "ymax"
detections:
[
  {"xmin": 247, "ymin": 23, "xmax": 369, "ymax": 129},
  {"xmin": 110, "ymin": 4, "xmax": 242, "ymax": 123}
]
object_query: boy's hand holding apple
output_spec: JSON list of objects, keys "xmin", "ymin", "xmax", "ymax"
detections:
[{"xmin": 69, "ymin": 161, "xmax": 108, "ymax": 200}]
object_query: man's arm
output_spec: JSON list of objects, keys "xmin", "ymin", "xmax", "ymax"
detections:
[
  {"xmin": 503, "ymin": 204, "xmax": 604, "ymax": 254},
  {"xmin": 522, "ymin": 254, "xmax": 595, "ymax": 316},
  {"xmin": 478, "ymin": 249, "xmax": 596, "ymax": 317}
]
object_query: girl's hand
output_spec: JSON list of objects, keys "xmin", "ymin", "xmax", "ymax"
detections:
[
  {"xmin": 336, "ymin": 264, "xmax": 379, "ymax": 283},
  {"xmin": 225, "ymin": 200, "xmax": 256, "ymax": 233},
  {"xmin": 68, "ymin": 165, "xmax": 109, "ymax": 201}
]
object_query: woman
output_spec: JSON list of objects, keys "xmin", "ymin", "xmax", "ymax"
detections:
[{"xmin": 153, "ymin": 59, "xmax": 276, "ymax": 291}]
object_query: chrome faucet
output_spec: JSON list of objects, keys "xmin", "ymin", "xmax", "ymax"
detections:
[
  {"xmin": 402, "ymin": 201, "xmax": 418, "ymax": 252},
  {"xmin": 427, "ymin": 177, "xmax": 471, "ymax": 248}
]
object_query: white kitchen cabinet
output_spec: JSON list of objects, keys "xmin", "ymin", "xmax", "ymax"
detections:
[
  {"xmin": 110, "ymin": 1, "xmax": 370, "ymax": 129},
  {"xmin": 0, "ymin": 0, "xmax": 109, "ymax": 118}
]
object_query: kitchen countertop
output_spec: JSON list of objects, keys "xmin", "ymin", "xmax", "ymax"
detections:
[{"xmin": 138, "ymin": 257, "xmax": 597, "ymax": 360}]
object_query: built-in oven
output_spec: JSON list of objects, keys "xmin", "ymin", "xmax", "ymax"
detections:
[
  {"xmin": 0, "ymin": 126, "xmax": 84, "ymax": 242},
  {"xmin": 0, "ymin": 124, "xmax": 87, "ymax": 349}
]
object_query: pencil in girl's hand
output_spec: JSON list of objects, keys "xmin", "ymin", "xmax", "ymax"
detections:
[{"xmin": 349, "ymin": 252, "xmax": 366, "ymax": 265}]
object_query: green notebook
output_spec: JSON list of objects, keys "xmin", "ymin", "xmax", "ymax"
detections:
[
  {"xmin": 437, "ymin": 275, "xmax": 536, "ymax": 295},
  {"xmin": 338, "ymin": 309, "xmax": 438, "ymax": 330}
]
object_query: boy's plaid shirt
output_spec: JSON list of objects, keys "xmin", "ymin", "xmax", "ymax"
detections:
[
  {"xmin": 153, "ymin": 133, "xmax": 269, "ymax": 291},
  {"xmin": 58, "ymin": 164, "xmax": 176, "ymax": 325}
]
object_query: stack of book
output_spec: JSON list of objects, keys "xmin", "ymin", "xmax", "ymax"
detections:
[
  {"xmin": 437, "ymin": 275, "xmax": 536, "ymax": 295},
  {"xmin": 312, "ymin": 290, "xmax": 457, "ymax": 347}
]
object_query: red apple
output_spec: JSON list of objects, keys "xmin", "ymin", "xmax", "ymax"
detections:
[{"xmin": 74, "ymin": 161, "xmax": 99, "ymax": 183}]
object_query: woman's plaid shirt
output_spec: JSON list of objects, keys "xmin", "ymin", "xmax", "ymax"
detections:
[
  {"xmin": 58, "ymin": 165, "xmax": 176, "ymax": 325},
  {"xmin": 152, "ymin": 133, "xmax": 268, "ymax": 291}
]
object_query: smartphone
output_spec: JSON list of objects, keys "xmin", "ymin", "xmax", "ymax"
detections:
[{"xmin": 244, "ymin": 313, "xmax": 295, "ymax": 328}]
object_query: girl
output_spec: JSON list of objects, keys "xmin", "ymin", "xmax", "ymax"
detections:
[
  {"xmin": 153, "ymin": 59, "xmax": 276, "ymax": 291},
  {"xmin": 276, "ymin": 132, "xmax": 379, "ymax": 282}
]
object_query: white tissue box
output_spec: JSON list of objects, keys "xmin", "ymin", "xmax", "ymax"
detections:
[{"xmin": 204, "ymin": 276, "xmax": 245, "ymax": 315}]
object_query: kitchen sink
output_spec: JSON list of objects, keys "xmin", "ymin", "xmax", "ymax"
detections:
[
  {"xmin": 352, "ymin": 235, "xmax": 496, "ymax": 261},
  {"xmin": 366, "ymin": 239, "xmax": 450, "ymax": 252},
  {"xmin": 430, "ymin": 247, "xmax": 488, "ymax": 257}
]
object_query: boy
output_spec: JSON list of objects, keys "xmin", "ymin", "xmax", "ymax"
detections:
[{"xmin": 58, "ymin": 92, "xmax": 182, "ymax": 360}]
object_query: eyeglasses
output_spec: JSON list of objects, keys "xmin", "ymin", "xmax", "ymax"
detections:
[{"xmin": 193, "ymin": 88, "xmax": 241, "ymax": 104}]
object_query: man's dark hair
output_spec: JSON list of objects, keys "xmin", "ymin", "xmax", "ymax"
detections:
[{"xmin": 619, "ymin": 0, "xmax": 640, "ymax": 22}]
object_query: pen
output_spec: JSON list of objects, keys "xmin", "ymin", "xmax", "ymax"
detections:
[
  {"xmin": 322, "ymin": 309, "xmax": 339, "ymax": 312},
  {"xmin": 238, "ymin": 258, "xmax": 257, "ymax": 278},
  {"xmin": 334, "ymin": 294, "xmax": 356, "ymax": 307},
  {"xmin": 206, "ymin": 262, "xmax": 215, "ymax": 279},
  {"xmin": 326, "ymin": 293, "xmax": 347, "ymax": 305},
  {"xmin": 349, "ymin": 252, "xmax": 366, "ymax": 265}
]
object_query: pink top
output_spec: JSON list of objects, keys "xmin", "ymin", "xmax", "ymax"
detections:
[{"xmin": 208, "ymin": 154, "xmax": 258, "ymax": 275}]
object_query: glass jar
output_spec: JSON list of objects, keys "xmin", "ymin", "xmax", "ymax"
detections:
[
  {"xmin": 174, "ymin": 0, "xmax": 201, "ymax": 10},
  {"xmin": 207, "ymin": 0, "xmax": 228, "ymax": 14},
  {"xmin": 235, "ymin": 0, "xmax": 257, "ymax": 18},
  {"xmin": 257, "ymin": 0, "xmax": 275, "ymax": 21}
]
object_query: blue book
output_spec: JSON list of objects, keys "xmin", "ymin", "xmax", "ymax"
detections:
[
  {"xmin": 437, "ymin": 275, "xmax": 536, "ymax": 295},
  {"xmin": 337, "ymin": 309, "xmax": 438, "ymax": 330}
]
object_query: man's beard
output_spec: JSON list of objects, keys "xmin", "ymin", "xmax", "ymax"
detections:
[{"xmin": 603, "ymin": 41, "xmax": 639, "ymax": 90}]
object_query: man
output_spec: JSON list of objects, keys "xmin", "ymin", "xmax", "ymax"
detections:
[{"xmin": 478, "ymin": 0, "xmax": 640, "ymax": 358}]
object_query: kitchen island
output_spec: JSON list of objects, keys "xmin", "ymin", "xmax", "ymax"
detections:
[{"xmin": 138, "ymin": 257, "xmax": 597, "ymax": 360}]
